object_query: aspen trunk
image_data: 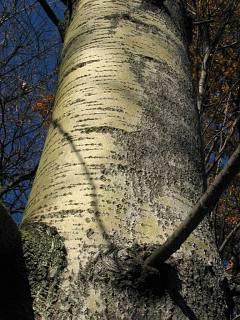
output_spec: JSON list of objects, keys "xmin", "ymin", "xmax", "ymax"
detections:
[{"xmin": 21, "ymin": 0, "xmax": 228, "ymax": 318}]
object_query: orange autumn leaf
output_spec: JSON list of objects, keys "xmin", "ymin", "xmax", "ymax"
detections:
[{"xmin": 32, "ymin": 94, "xmax": 54, "ymax": 126}]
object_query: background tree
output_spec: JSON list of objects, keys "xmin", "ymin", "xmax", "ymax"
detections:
[{"xmin": 187, "ymin": 0, "xmax": 240, "ymax": 263}]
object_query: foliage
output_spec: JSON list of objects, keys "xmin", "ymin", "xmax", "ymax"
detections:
[{"xmin": 32, "ymin": 94, "xmax": 54, "ymax": 126}]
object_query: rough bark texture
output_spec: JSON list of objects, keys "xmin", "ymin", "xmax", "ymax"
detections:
[{"xmin": 21, "ymin": 0, "xmax": 228, "ymax": 319}]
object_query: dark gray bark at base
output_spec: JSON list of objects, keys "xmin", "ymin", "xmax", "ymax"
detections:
[
  {"xmin": 45, "ymin": 244, "xmax": 228, "ymax": 319},
  {"xmin": 21, "ymin": 222, "xmax": 67, "ymax": 318}
]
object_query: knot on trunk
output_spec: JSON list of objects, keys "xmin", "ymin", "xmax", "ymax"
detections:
[{"xmin": 87, "ymin": 244, "xmax": 177, "ymax": 295}]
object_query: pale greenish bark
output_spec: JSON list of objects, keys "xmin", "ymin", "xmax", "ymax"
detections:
[{"xmin": 21, "ymin": 0, "xmax": 228, "ymax": 319}]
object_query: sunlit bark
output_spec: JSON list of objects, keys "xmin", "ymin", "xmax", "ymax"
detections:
[{"xmin": 21, "ymin": 0, "xmax": 228, "ymax": 318}]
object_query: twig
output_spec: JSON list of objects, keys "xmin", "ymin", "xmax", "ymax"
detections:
[
  {"xmin": 145, "ymin": 144, "xmax": 240, "ymax": 268},
  {"xmin": 193, "ymin": 18, "xmax": 214, "ymax": 25},
  {"xmin": 0, "ymin": 165, "xmax": 38, "ymax": 198},
  {"xmin": 218, "ymin": 40, "xmax": 240, "ymax": 50},
  {"xmin": 219, "ymin": 220, "xmax": 240, "ymax": 254},
  {"xmin": 206, "ymin": 116, "xmax": 240, "ymax": 176}
]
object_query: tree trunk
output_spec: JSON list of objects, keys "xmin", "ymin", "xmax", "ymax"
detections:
[{"xmin": 21, "ymin": 0, "xmax": 228, "ymax": 318}]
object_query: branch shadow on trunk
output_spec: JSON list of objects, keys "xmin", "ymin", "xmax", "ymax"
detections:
[{"xmin": 52, "ymin": 119, "xmax": 114, "ymax": 249}]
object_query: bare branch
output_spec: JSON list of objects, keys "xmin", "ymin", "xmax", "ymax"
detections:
[
  {"xmin": 206, "ymin": 116, "xmax": 240, "ymax": 176},
  {"xmin": 60, "ymin": 0, "xmax": 68, "ymax": 6},
  {"xmin": 193, "ymin": 19, "xmax": 214, "ymax": 25},
  {"xmin": 37, "ymin": 0, "xmax": 64, "ymax": 42},
  {"xmin": 0, "ymin": 165, "xmax": 38, "ymax": 198},
  {"xmin": 196, "ymin": 0, "xmax": 238, "ymax": 114},
  {"xmin": 145, "ymin": 144, "xmax": 240, "ymax": 268},
  {"xmin": 219, "ymin": 221, "xmax": 240, "ymax": 254},
  {"xmin": 218, "ymin": 40, "xmax": 240, "ymax": 50}
]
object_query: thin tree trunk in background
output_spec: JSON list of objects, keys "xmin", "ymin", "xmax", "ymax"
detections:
[{"xmin": 21, "ymin": 0, "xmax": 228, "ymax": 318}]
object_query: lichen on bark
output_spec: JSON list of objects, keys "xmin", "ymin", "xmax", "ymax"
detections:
[{"xmin": 21, "ymin": 222, "xmax": 67, "ymax": 317}]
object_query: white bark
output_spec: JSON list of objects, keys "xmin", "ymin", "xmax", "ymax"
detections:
[{"xmin": 21, "ymin": 1, "xmax": 228, "ymax": 319}]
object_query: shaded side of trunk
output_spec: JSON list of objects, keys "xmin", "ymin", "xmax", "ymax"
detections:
[
  {"xmin": 21, "ymin": 0, "xmax": 228, "ymax": 318},
  {"xmin": 0, "ymin": 202, "xmax": 34, "ymax": 319}
]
